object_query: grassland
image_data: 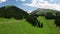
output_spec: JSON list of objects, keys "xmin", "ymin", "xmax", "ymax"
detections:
[{"xmin": 0, "ymin": 17, "xmax": 60, "ymax": 34}]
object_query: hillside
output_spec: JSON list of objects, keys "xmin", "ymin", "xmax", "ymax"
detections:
[
  {"xmin": 0, "ymin": 5, "xmax": 28, "ymax": 19},
  {"xmin": 0, "ymin": 5, "xmax": 42, "ymax": 27},
  {"xmin": 0, "ymin": 17, "xmax": 60, "ymax": 34},
  {"xmin": 30, "ymin": 8, "xmax": 60, "ymax": 16},
  {"xmin": 0, "ymin": 6, "xmax": 60, "ymax": 34},
  {"xmin": 30, "ymin": 8, "xmax": 60, "ymax": 27}
]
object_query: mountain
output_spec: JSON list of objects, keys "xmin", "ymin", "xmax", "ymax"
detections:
[
  {"xmin": 0, "ymin": 5, "xmax": 28, "ymax": 19},
  {"xmin": 30, "ymin": 8, "xmax": 56, "ymax": 14},
  {"xmin": 30, "ymin": 8, "xmax": 60, "ymax": 16}
]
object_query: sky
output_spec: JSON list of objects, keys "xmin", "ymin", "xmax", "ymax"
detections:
[{"xmin": 0, "ymin": 0, "xmax": 60, "ymax": 13}]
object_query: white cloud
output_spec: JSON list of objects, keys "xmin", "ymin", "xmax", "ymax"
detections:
[
  {"xmin": 50, "ymin": 0, "xmax": 53, "ymax": 2},
  {"xmin": 16, "ymin": 0, "xmax": 26, "ymax": 1},
  {"xmin": 24, "ymin": 9, "xmax": 32, "ymax": 13},
  {"xmin": 24, "ymin": 0, "xmax": 60, "ymax": 11},
  {"xmin": 26, "ymin": 10, "xmax": 32, "ymax": 13},
  {"xmin": 0, "ymin": 0, "xmax": 7, "ymax": 3},
  {"xmin": 21, "ymin": 0, "xmax": 25, "ymax": 1}
]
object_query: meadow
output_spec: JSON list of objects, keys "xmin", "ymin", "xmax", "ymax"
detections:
[{"xmin": 0, "ymin": 16, "xmax": 60, "ymax": 34}]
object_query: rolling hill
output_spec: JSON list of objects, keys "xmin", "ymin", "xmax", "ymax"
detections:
[
  {"xmin": 0, "ymin": 5, "xmax": 28, "ymax": 19},
  {"xmin": 30, "ymin": 8, "xmax": 60, "ymax": 16},
  {"xmin": 0, "ymin": 6, "xmax": 60, "ymax": 34},
  {"xmin": 0, "ymin": 17, "xmax": 60, "ymax": 34}
]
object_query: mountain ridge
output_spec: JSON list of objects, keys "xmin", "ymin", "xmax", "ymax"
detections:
[
  {"xmin": 30, "ymin": 8, "xmax": 60, "ymax": 16},
  {"xmin": 0, "ymin": 5, "xmax": 28, "ymax": 19}
]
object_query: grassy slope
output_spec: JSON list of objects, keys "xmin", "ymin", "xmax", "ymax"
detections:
[
  {"xmin": 0, "ymin": 17, "xmax": 60, "ymax": 34},
  {"xmin": 37, "ymin": 16, "xmax": 60, "ymax": 34}
]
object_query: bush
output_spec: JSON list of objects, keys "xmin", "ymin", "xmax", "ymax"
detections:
[
  {"xmin": 26, "ymin": 15, "xmax": 43, "ymax": 28},
  {"xmin": 26, "ymin": 15, "xmax": 37, "ymax": 26},
  {"xmin": 55, "ymin": 19, "xmax": 60, "ymax": 27},
  {"xmin": 37, "ymin": 22, "xmax": 43, "ymax": 28}
]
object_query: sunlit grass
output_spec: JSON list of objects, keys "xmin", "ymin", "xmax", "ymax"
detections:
[{"xmin": 0, "ymin": 17, "xmax": 60, "ymax": 34}]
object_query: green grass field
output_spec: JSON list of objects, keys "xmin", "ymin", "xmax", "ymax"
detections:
[{"xmin": 0, "ymin": 17, "xmax": 60, "ymax": 34}]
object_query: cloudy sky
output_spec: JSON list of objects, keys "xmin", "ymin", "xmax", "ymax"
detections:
[{"xmin": 0, "ymin": 0, "xmax": 60, "ymax": 13}]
